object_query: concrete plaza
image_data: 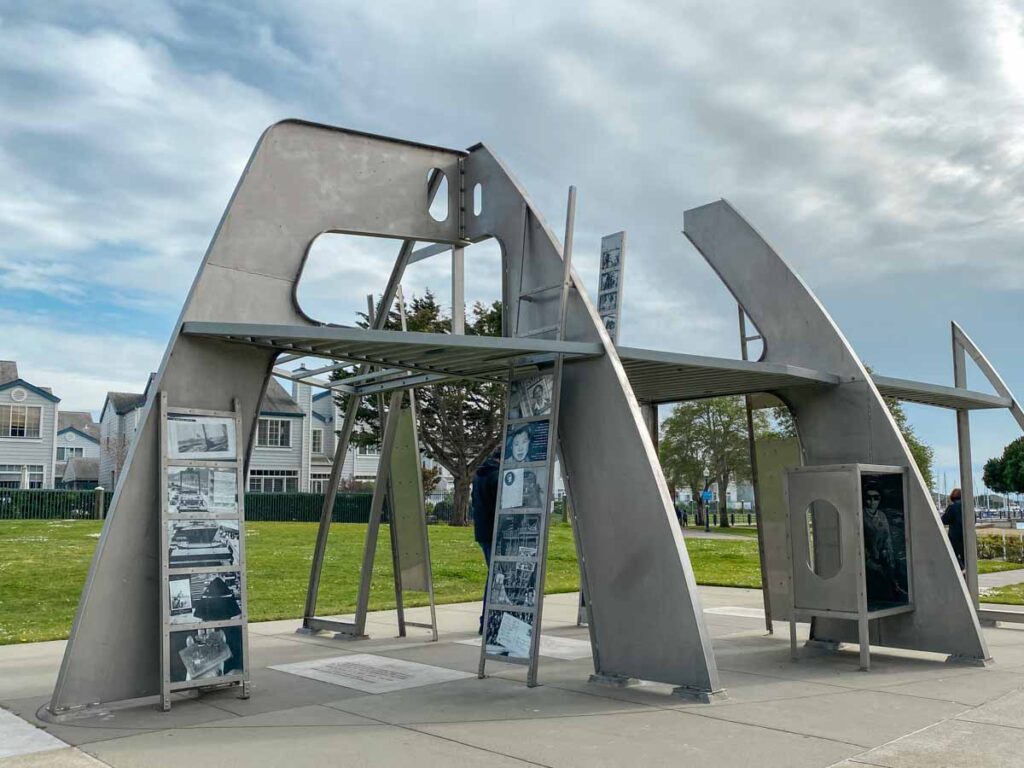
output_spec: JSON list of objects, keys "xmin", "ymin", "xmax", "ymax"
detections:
[{"xmin": 3, "ymin": 586, "xmax": 1024, "ymax": 768}]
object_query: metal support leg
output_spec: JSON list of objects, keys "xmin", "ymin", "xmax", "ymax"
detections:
[
  {"xmin": 739, "ymin": 306, "xmax": 774, "ymax": 633},
  {"xmin": 858, "ymin": 618, "xmax": 870, "ymax": 671},
  {"xmin": 953, "ymin": 338, "xmax": 979, "ymax": 606}
]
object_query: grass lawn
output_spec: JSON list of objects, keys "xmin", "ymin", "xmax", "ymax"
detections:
[
  {"xmin": 1, "ymin": 519, "xmax": 765, "ymax": 645},
  {"xmin": 983, "ymin": 584, "xmax": 1024, "ymax": 605},
  {"xmin": 978, "ymin": 560, "xmax": 1024, "ymax": 574}
]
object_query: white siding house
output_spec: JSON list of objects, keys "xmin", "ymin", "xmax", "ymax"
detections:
[
  {"xmin": 0, "ymin": 361, "xmax": 59, "ymax": 488},
  {"xmin": 56, "ymin": 411, "xmax": 100, "ymax": 486},
  {"xmin": 248, "ymin": 379, "xmax": 307, "ymax": 492},
  {"xmin": 99, "ymin": 391, "xmax": 147, "ymax": 491}
]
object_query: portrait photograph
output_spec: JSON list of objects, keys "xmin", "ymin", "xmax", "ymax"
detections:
[
  {"xmin": 500, "ymin": 469, "xmax": 547, "ymax": 510},
  {"xmin": 504, "ymin": 420, "xmax": 550, "ymax": 464},
  {"xmin": 508, "ymin": 375, "xmax": 553, "ymax": 419},
  {"xmin": 860, "ymin": 472, "xmax": 909, "ymax": 609}
]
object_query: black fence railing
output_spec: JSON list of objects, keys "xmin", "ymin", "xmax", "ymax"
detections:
[
  {"xmin": 0, "ymin": 489, "xmax": 111, "ymax": 520},
  {"xmin": 0, "ymin": 489, "xmax": 560, "ymax": 524}
]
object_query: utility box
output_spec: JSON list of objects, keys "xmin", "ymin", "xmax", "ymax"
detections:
[{"xmin": 784, "ymin": 464, "xmax": 913, "ymax": 669}]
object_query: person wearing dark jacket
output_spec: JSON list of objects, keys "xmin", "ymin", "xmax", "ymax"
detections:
[
  {"xmin": 941, "ymin": 488, "xmax": 965, "ymax": 571},
  {"xmin": 471, "ymin": 448, "xmax": 501, "ymax": 633}
]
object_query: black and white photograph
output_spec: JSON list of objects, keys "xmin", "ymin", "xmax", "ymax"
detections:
[
  {"xmin": 169, "ymin": 572, "xmax": 242, "ymax": 625},
  {"xmin": 500, "ymin": 469, "xmax": 546, "ymax": 510},
  {"xmin": 600, "ymin": 270, "xmax": 620, "ymax": 293},
  {"xmin": 602, "ymin": 315, "xmax": 617, "ymax": 334},
  {"xmin": 861, "ymin": 472, "xmax": 909, "ymax": 609},
  {"xmin": 598, "ymin": 291, "xmax": 618, "ymax": 313},
  {"xmin": 169, "ymin": 626, "xmax": 244, "ymax": 682},
  {"xmin": 484, "ymin": 610, "xmax": 533, "ymax": 659},
  {"xmin": 489, "ymin": 560, "xmax": 537, "ymax": 609},
  {"xmin": 167, "ymin": 415, "xmax": 236, "ymax": 460},
  {"xmin": 504, "ymin": 420, "xmax": 549, "ymax": 464},
  {"xmin": 168, "ymin": 519, "xmax": 240, "ymax": 568},
  {"xmin": 508, "ymin": 375, "xmax": 553, "ymax": 419},
  {"xmin": 167, "ymin": 467, "xmax": 237, "ymax": 515},
  {"xmin": 494, "ymin": 513, "xmax": 541, "ymax": 558},
  {"xmin": 600, "ymin": 245, "xmax": 621, "ymax": 272}
]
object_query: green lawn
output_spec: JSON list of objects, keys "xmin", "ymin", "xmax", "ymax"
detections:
[
  {"xmin": 978, "ymin": 560, "xmax": 1024, "ymax": 575},
  {"xmin": 0, "ymin": 520, "xmax": 764, "ymax": 645}
]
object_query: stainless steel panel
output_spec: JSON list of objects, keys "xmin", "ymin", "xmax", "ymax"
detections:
[{"xmin": 684, "ymin": 200, "xmax": 988, "ymax": 661}]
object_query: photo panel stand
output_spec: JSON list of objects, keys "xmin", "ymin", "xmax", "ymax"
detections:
[
  {"xmin": 300, "ymin": 292, "xmax": 437, "ymax": 641},
  {"xmin": 158, "ymin": 393, "xmax": 250, "ymax": 711},
  {"xmin": 784, "ymin": 464, "xmax": 913, "ymax": 671},
  {"xmin": 478, "ymin": 187, "xmax": 577, "ymax": 687}
]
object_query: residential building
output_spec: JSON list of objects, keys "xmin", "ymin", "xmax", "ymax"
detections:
[
  {"xmin": 63, "ymin": 458, "xmax": 100, "ymax": 490},
  {"xmin": 99, "ymin": 389, "xmax": 148, "ymax": 490},
  {"xmin": 0, "ymin": 360, "xmax": 60, "ymax": 488},
  {"xmin": 56, "ymin": 411, "xmax": 100, "ymax": 487}
]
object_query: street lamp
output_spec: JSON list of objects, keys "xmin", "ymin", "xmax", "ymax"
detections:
[{"xmin": 703, "ymin": 468, "xmax": 711, "ymax": 533}]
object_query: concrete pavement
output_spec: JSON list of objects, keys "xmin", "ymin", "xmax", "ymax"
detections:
[{"xmin": 3, "ymin": 586, "xmax": 1024, "ymax": 767}]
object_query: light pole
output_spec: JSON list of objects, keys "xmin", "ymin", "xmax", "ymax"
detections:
[{"xmin": 703, "ymin": 468, "xmax": 711, "ymax": 533}]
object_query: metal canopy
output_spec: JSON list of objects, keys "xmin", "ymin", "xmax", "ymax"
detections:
[
  {"xmin": 181, "ymin": 322, "xmax": 603, "ymax": 394},
  {"xmin": 185, "ymin": 322, "xmax": 1009, "ymax": 410},
  {"xmin": 617, "ymin": 347, "xmax": 841, "ymax": 403},
  {"xmin": 872, "ymin": 375, "xmax": 1011, "ymax": 411}
]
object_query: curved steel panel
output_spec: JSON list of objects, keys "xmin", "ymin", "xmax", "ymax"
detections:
[
  {"xmin": 684, "ymin": 199, "xmax": 987, "ymax": 661},
  {"xmin": 464, "ymin": 147, "xmax": 720, "ymax": 692},
  {"xmin": 50, "ymin": 122, "xmax": 466, "ymax": 711}
]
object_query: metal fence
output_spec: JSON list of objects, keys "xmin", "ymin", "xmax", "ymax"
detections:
[
  {"xmin": 0, "ymin": 489, "xmax": 554, "ymax": 524},
  {"xmin": 0, "ymin": 488, "xmax": 111, "ymax": 520},
  {"xmin": 0, "ymin": 489, "xmax": 470, "ymax": 524}
]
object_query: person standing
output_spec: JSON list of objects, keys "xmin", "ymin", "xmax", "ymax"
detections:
[
  {"xmin": 472, "ymin": 447, "xmax": 501, "ymax": 634},
  {"xmin": 941, "ymin": 488, "xmax": 966, "ymax": 572}
]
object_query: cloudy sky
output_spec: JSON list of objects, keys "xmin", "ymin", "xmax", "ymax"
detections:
[{"xmin": 1, "ymin": 0, "xmax": 1022, "ymax": 489}]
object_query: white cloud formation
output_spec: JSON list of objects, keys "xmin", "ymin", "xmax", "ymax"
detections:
[{"xmin": 0, "ymin": 0, "xmax": 1022, "ymax": 484}]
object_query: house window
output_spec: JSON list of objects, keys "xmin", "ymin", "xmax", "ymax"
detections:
[
  {"xmin": 312, "ymin": 429, "xmax": 323, "ymax": 454},
  {"xmin": 0, "ymin": 405, "xmax": 42, "ymax": 439},
  {"xmin": 357, "ymin": 443, "xmax": 380, "ymax": 456},
  {"xmin": 0, "ymin": 464, "xmax": 44, "ymax": 488},
  {"xmin": 57, "ymin": 446, "xmax": 85, "ymax": 461},
  {"xmin": 248, "ymin": 469, "xmax": 298, "ymax": 493},
  {"xmin": 256, "ymin": 418, "xmax": 291, "ymax": 448},
  {"xmin": 310, "ymin": 472, "xmax": 331, "ymax": 493}
]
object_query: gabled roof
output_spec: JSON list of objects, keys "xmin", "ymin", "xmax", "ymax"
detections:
[
  {"xmin": 0, "ymin": 361, "xmax": 18, "ymax": 386},
  {"xmin": 63, "ymin": 457, "xmax": 99, "ymax": 482},
  {"xmin": 260, "ymin": 378, "xmax": 304, "ymax": 416},
  {"xmin": 105, "ymin": 392, "xmax": 146, "ymax": 416},
  {"xmin": 59, "ymin": 412, "xmax": 100, "ymax": 441},
  {"xmin": 312, "ymin": 390, "xmax": 332, "ymax": 402},
  {"xmin": 0, "ymin": 377, "xmax": 61, "ymax": 403}
]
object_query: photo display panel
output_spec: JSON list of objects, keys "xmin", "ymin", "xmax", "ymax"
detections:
[
  {"xmin": 860, "ymin": 471, "xmax": 910, "ymax": 610},
  {"xmin": 597, "ymin": 232, "xmax": 625, "ymax": 343},
  {"xmin": 482, "ymin": 372, "xmax": 558, "ymax": 664},
  {"xmin": 159, "ymin": 399, "xmax": 249, "ymax": 710}
]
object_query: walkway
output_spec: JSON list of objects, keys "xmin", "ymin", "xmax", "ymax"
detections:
[{"xmin": 3, "ymin": 586, "xmax": 1024, "ymax": 767}]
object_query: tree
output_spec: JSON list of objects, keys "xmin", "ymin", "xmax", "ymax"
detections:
[
  {"xmin": 984, "ymin": 437, "xmax": 1024, "ymax": 494},
  {"xmin": 660, "ymin": 397, "xmax": 771, "ymax": 527},
  {"xmin": 331, "ymin": 291, "xmax": 505, "ymax": 526}
]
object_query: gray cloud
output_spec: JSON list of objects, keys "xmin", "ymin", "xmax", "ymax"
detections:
[{"xmin": 1, "ymin": 0, "xmax": 1022, "ymax": 482}]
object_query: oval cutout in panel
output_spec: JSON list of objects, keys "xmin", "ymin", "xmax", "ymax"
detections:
[
  {"xmin": 473, "ymin": 183, "xmax": 483, "ymax": 216},
  {"xmin": 804, "ymin": 499, "xmax": 842, "ymax": 580},
  {"xmin": 428, "ymin": 169, "xmax": 448, "ymax": 222}
]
